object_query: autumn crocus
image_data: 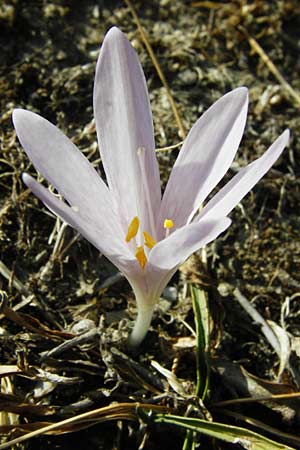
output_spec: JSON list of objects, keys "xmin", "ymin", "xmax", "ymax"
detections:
[{"xmin": 13, "ymin": 27, "xmax": 289, "ymax": 347}]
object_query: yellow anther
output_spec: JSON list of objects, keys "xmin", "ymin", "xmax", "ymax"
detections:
[
  {"xmin": 164, "ymin": 219, "xmax": 174, "ymax": 229},
  {"xmin": 125, "ymin": 216, "xmax": 139, "ymax": 242},
  {"xmin": 143, "ymin": 231, "xmax": 156, "ymax": 249},
  {"xmin": 135, "ymin": 246, "xmax": 147, "ymax": 269}
]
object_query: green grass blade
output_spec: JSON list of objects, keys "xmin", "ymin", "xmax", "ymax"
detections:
[
  {"xmin": 191, "ymin": 285, "xmax": 210, "ymax": 400},
  {"xmin": 182, "ymin": 430, "xmax": 196, "ymax": 450},
  {"xmin": 181, "ymin": 286, "xmax": 211, "ymax": 450},
  {"xmin": 155, "ymin": 414, "xmax": 296, "ymax": 450}
]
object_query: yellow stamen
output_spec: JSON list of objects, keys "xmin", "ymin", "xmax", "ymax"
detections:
[
  {"xmin": 164, "ymin": 218, "xmax": 174, "ymax": 229},
  {"xmin": 125, "ymin": 216, "xmax": 139, "ymax": 242},
  {"xmin": 135, "ymin": 246, "xmax": 147, "ymax": 269},
  {"xmin": 143, "ymin": 231, "xmax": 156, "ymax": 249}
]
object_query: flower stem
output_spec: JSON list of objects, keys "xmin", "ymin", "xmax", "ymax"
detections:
[{"xmin": 128, "ymin": 303, "xmax": 155, "ymax": 348}]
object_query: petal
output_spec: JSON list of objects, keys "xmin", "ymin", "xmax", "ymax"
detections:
[
  {"xmin": 198, "ymin": 129, "xmax": 290, "ymax": 221},
  {"xmin": 22, "ymin": 173, "xmax": 136, "ymax": 273},
  {"xmin": 13, "ymin": 109, "xmax": 113, "ymax": 224},
  {"xmin": 93, "ymin": 27, "xmax": 161, "ymax": 237},
  {"xmin": 157, "ymin": 88, "xmax": 248, "ymax": 236},
  {"xmin": 148, "ymin": 217, "xmax": 231, "ymax": 270}
]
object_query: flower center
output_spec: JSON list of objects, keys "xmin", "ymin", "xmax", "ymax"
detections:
[
  {"xmin": 125, "ymin": 215, "xmax": 156, "ymax": 269},
  {"xmin": 125, "ymin": 216, "xmax": 174, "ymax": 269}
]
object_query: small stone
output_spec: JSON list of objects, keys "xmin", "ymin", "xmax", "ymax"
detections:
[
  {"xmin": 217, "ymin": 282, "xmax": 233, "ymax": 297},
  {"xmin": 163, "ymin": 286, "xmax": 178, "ymax": 302},
  {"xmin": 71, "ymin": 319, "xmax": 96, "ymax": 335}
]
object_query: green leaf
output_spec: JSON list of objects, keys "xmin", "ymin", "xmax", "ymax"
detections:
[
  {"xmin": 182, "ymin": 430, "xmax": 197, "ymax": 450},
  {"xmin": 155, "ymin": 414, "xmax": 296, "ymax": 450},
  {"xmin": 182, "ymin": 286, "xmax": 211, "ymax": 450},
  {"xmin": 191, "ymin": 285, "xmax": 210, "ymax": 399}
]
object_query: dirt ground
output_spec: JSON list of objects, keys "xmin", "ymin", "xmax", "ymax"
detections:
[{"xmin": 1, "ymin": 0, "xmax": 300, "ymax": 449}]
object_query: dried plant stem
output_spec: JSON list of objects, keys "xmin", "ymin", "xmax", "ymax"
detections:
[
  {"xmin": 191, "ymin": 1, "xmax": 223, "ymax": 7},
  {"xmin": 155, "ymin": 140, "xmax": 184, "ymax": 153},
  {"xmin": 0, "ymin": 262, "xmax": 62, "ymax": 329},
  {"xmin": 124, "ymin": 0, "xmax": 186, "ymax": 139},
  {"xmin": 0, "ymin": 402, "xmax": 171, "ymax": 450},
  {"xmin": 212, "ymin": 391, "xmax": 300, "ymax": 408},
  {"xmin": 241, "ymin": 27, "xmax": 300, "ymax": 106}
]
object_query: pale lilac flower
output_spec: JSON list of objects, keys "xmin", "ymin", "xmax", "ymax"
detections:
[{"xmin": 13, "ymin": 27, "xmax": 289, "ymax": 346}]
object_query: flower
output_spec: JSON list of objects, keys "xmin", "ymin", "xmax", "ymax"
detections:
[{"xmin": 13, "ymin": 27, "xmax": 289, "ymax": 347}]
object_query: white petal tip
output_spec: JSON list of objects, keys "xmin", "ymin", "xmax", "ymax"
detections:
[
  {"xmin": 282, "ymin": 128, "xmax": 290, "ymax": 141},
  {"xmin": 13, "ymin": 108, "xmax": 39, "ymax": 129},
  {"xmin": 223, "ymin": 217, "xmax": 232, "ymax": 228},
  {"xmin": 105, "ymin": 26, "xmax": 124, "ymax": 42},
  {"xmin": 274, "ymin": 129, "xmax": 290, "ymax": 152},
  {"xmin": 231, "ymin": 86, "xmax": 249, "ymax": 102},
  {"xmin": 12, "ymin": 108, "xmax": 26, "ymax": 125},
  {"xmin": 21, "ymin": 172, "xmax": 32, "ymax": 185},
  {"xmin": 215, "ymin": 87, "xmax": 248, "ymax": 114}
]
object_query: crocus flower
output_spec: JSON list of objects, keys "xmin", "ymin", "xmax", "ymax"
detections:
[{"xmin": 13, "ymin": 27, "xmax": 289, "ymax": 347}]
